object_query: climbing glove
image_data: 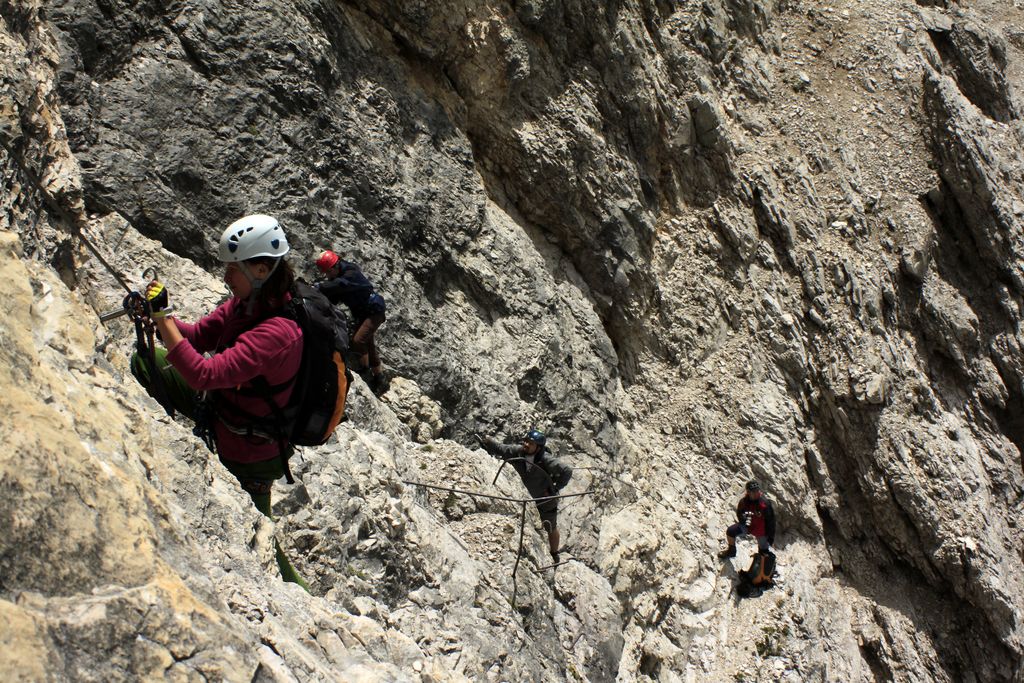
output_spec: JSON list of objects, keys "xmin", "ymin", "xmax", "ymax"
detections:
[{"xmin": 145, "ymin": 280, "xmax": 174, "ymax": 319}]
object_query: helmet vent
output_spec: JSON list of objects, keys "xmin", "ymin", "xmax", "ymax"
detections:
[{"xmin": 218, "ymin": 214, "xmax": 288, "ymax": 263}]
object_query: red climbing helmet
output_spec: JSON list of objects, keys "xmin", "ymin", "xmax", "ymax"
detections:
[{"xmin": 316, "ymin": 249, "xmax": 340, "ymax": 273}]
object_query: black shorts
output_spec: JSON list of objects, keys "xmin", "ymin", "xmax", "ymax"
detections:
[{"xmin": 538, "ymin": 507, "xmax": 558, "ymax": 532}]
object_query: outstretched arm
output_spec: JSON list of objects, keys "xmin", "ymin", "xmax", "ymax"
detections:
[
  {"xmin": 166, "ymin": 318, "xmax": 301, "ymax": 391},
  {"xmin": 477, "ymin": 436, "xmax": 519, "ymax": 461}
]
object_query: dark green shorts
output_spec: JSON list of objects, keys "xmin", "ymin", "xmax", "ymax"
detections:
[{"xmin": 219, "ymin": 451, "xmax": 288, "ymax": 483}]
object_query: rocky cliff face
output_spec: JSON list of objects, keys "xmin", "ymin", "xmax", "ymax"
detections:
[{"xmin": 3, "ymin": 0, "xmax": 1024, "ymax": 680}]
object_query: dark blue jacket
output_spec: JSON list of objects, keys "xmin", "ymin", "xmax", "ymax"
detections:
[
  {"xmin": 316, "ymin": 260, "xmax": 385, "ymax": 321},
  {"xmin": 483, "ymin": 440, "xmax": 572, "ymax": 512}
]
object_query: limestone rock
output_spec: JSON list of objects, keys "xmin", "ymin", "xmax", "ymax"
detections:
[
  {"xmin": 383, "ymin": 377, "xmax": 445, "ymax": 443},
  {"xmin": 5, "ymin": 0, "xmax": 1024, "ymax": 680}
]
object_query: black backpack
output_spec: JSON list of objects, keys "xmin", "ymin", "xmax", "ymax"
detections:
[
  {"xmin": 736, "ymin": 551, "xmax": 777, "ymax": 598},
  {"xmin": 236, "ymin": 280, "xmax": 352, "ymax": 481}
]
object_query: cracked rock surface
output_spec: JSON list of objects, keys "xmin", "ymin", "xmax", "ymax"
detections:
[{"xmin": 3, "ymin": 0, "xmax": 1024, "ymax": 680}]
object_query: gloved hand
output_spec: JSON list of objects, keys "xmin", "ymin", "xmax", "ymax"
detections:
[{"xmin": 145, "ymin": 280, "xmax": 174, "ymax": 319}]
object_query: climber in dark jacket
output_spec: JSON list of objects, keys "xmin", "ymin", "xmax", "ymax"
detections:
[
  {"xmin": 480, "ymin": 429, "xmax": 572, "ymax": 562},
  {"xmin": 719, "ymin": 480, "xmax": 776, "ymax": 558},
  {"xmin": 314, "ymin": 250, "xmax": 387, "ymax": 392}
]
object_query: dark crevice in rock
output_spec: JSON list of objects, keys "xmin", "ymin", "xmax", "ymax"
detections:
[
  {"xmin": 858, "ymin": 639, "xmax": 891, "ymax": 682},
  {"xmin": 926, "ymin": 22, "xmax": 1017, "ymax": 123},
  {"xmin": 44, "ymin": 0, "xmax": 166, "ymax": 82},
  {"xmin": 0, "ymin": 0, "xmax": 38, "ymax": 38},
  {"xmin": 919, "ymin": 182, "xmax": 1024, "ymax": 459},
  {"xmin": 167, "ymin": 24, "xmax": 212, "ymax": 80},
  {"xmin": 637, "ymin": 651, "xmax": 661, "ymax": 677},
  {"xmin": 749, "ymin": 184, "xmax": 798, "ymax": 273},
  {"xmin": 922, "ymin": 70, "xmax": 1024, "ymax": 299},
  {"xmin": 808, "ymin": 382, "xmax": 1017, "ymax": 680},
  {"xmin": 991, "ymin": 376, "xmax": 1024, "ymax": 467}
]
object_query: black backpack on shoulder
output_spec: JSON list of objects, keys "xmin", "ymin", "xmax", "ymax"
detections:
[
  {"xmin": 279, "ymin": 280, "xmax": 351, "ymax": 445},
  {"xmin": 233, "ymin": 280, "xmax": 352, "ymax": 481}
]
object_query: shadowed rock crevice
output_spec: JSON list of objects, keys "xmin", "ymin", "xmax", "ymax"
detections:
[
  {"xmin": 926, "ymin": 18, "xmax": 1018, "ymax": 123},
  {"xmin": 807, "ymin": 406, "xmax": 1016, "ymax": 680}
]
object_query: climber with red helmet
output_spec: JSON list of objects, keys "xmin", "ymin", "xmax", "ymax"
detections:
[{"xmin": 315, "ymin": 250, "xmax": 387, "ymax": 393}]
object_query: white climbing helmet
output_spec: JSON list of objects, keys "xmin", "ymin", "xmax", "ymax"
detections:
[{"xmin": 217, "ymin": 214, "xmax": 290, "ymax": 263}]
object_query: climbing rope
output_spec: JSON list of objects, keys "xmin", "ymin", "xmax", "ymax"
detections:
[
  {"xmin": 401, "ymin": 480, "xmax": 593, "ymax": 505},
  {"xmin": 401, "ymin": 479, "xmax": 594, "ymax": 608},
  {"xmin": 2, "ymin": 143, "xmax": 180, "ymax": 417},
  {"xmin": 2, "ymin": 141, "xmax": 136, "ymax": 294}
]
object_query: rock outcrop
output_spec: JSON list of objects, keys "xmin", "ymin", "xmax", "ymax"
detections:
[{"xmin": 3, "ymin": 0, "xmax": 1024, "ymax": 680}]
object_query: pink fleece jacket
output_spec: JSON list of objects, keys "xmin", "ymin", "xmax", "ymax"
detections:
[{"xmin": 167, "ymin": 296, "xmax": 303, "ymax": 463}]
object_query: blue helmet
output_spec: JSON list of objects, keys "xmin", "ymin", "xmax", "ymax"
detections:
[{"xmin": 525, "ymin": 429, "xmax": 546, "ymax": 449}]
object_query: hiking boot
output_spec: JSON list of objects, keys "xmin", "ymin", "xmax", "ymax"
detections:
[
  {"xmin": 718, "ymin": 546, "xmax": 736, "ymax": 559},
  {"xmin": 551, "ymin": 550, "xmax": 560, "ymax": 564},
  {"xmin": 369, "ymin": 373, "xmax": 388, "ymax": 395}
]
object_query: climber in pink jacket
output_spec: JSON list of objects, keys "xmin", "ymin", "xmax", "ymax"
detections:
[
  {"xmin": 130, "ymin": 214, "xmax": 308, "ymax": 589},
  {"xmin": 168, "ymin": 293, "xmax": 302, "ymax": 464}
]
